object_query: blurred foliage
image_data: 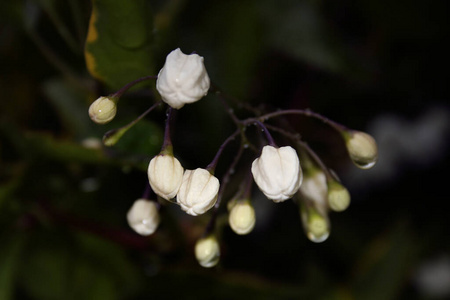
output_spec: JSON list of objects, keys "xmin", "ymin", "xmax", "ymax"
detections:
[
  {"xmin": 1, "ymin": 0, "xmax": 449, "ymax": 299},
  {"xmin": 85, "ymin": 0, "xmax": 155, "ymax": 89}
]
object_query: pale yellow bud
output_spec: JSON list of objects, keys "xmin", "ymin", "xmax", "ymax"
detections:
[
  {"xmin": 307, "ymin": 212, "xmax": 329, "ymax": 242},
  {"xmin": 229, "ymin": 200, "xmax": 256, "ymax": 235},
  {"xmin": 345, "ymin": 131, "xmax": 378, "ymax": 169},
  {"xmin": 327, "ymin": 181, "xmax": 351, "ymax": 212},
  {"xmin": 195, "ymin": 235, "xmax": 220, "ymax": 268},
  {"xmin": 88, "ymin": 96, "xmax": 117, "ymax": 124},
  {"xmin": 148, "ymin": 154, "xmax": 184, "ymax": 200}
]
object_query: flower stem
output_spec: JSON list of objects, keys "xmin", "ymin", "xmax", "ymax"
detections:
[
  {"xmin": 205, "ymin": 142, "xmax": 246, "ymax": 234},
  {"xmin": 103, "ymin": 101, "xmax": 161, "ymax": 146},
  {"xmin": 256, "ymin": 121, "xmax": 277, "ymax": 147},
  {"xmin": 206, "ymin": 130, "xmax": 240, "ymax": 173},
  {"xmin": 142, "ymin": 183, "xmax": 152, "ymax": 199},
  {"xmin": 112, "ymin": 75, "xmax": 157, "ymax": 99},
  {"xmin": 161, "ymin": 107, "xmax": 175, "ymax": 153},
  {"xmin": 245, "ymin": 109, "xmax": 348, "ymax": 133},
  {"xmin": 242, "ymin": 168, "xmax": 253, "ymax": 199},
  {"xmin": 264, "ymin": 124, "xmax": 334, "ymax": 180}
]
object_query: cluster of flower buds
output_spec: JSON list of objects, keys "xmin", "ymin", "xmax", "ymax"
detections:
[{"xmin": 89, "ymin": 48, "xmax": 378, "ymax": 268}]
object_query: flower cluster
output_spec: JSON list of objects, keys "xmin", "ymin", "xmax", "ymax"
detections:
[{"xmin": 89, "ymin": 48, "xmax": 378, "ymax": 268}]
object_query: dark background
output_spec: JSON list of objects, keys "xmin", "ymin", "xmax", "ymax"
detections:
[{"xmin": 1, "ymin": 0, "xmax": 449, "ymax": 299}]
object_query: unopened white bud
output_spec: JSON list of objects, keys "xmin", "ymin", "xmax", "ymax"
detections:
[
  {"xmin": 88, "ymin": 96, "xmax": 117, "ymax": 124},
  {"xmin": 229, "ymin": 200, "xmax": 256, "ymax": 235},
  {"xmin": 156, "ymin": 48, "xmax": 210, "ymax": 109},
  {"xmin": 345, "ymin": 131, "xmax": 378, "ymax": 169},
  {"xmin": 148, "ymin": 154, "xmax": 184, "ymax": 200},
  {"xmin": 299, "ymin": 170, "xmax": 328, "ymax": 209},
  {"xmin": 177, "ymin": 168, "xmax": 219, "ymax": 216},
  {"xmin": 327, "ymin": 181, "xmax": 351, "ymax": 212},
  {"xmin": 251, "ymin": 145, "xmax": 302, "ymax": 203},
  {"xmin": 126, "ymin": 199, "xmax": 160, "ymax": 236},
  {"xmin": 195, "ymin": 235, "xmax": 220, "ymax": 268}
]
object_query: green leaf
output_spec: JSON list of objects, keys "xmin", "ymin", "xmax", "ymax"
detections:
[
  {"xmin": 42, "ymin": 78, "xmax": 95, "ymax": 138},
  {"xmin": 0, "ymin": 234, "xmax": 26, "ymax": 300},
  {"xmin": 74, "ymin": 231, "xmax": 141, "ymax": 297},
  {"xmin": 19, "ymin": 230, "xmax": 141, "ymax": 300},
  {"xmin": 112, "ymin": 118, "xmax": 163, "ymax": 157},
  {"xmin": 19, "ymin": 234, "xmax": 72, "ymax": 300},
  {"xmin": 351, "ymin": 222, "xmax": 419, "ymax": 300},
  {"xmin": 85, "ymin": 0, "xmax": 155, "ymax": 89}
]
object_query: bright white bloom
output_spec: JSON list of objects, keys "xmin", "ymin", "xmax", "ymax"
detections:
[
  {"xmin": 228, "ymin": 200, "xmax": 256, "ymax": 235},
  {"xmin": 126, "ymin": 199, "xmax": 160, "ymax": 236},
  {"xmin": 177, "ymin": 168, "xmax": 219, "ymax": 216},
  {"xmin": 251, "ymin": 145, "xmax": 302, "ymax": 202},
  {"xmin": 299, "ymin": 171, "xmax": 328, "ymax": 209},
  {"xmin": 148, "ymin": 154, "xmax": 184, "ymax": 200},
  {"xmin": 156, "ymin": 48, "xmax": 210, "ymax": 109},
  {"xmin": 88, "ymin": 96, "xmax": 117, "ymax": 124},
  {"xmin": 345, "ymin": 131, "xmax": 378, "ymax": 169},
  {"xmin": 195, "ymin": 235, "xmax": 220, "ymax": 268}
]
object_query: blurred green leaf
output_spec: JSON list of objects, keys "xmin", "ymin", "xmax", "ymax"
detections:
[
  {"xmin": 71, "ymin": 261, "xmax": 117, "ymax": 300},
  {"xmin": 351, "ymin": 221, "xmax": 419, "ymax": 300},
  {"xmin": 85, "ymin": 0, "xmax": 155, "ymax": 89},
  {"xmin": 210, "ymin": 0, "xmax": 263, "ymax": 98},
  {"xmin": 43, "ymin": 78, "xmax": 95, "ymax": 138},
  {"xmin": 32, "ymin": 0, "xmax": 80, "ymax": 52},
  {"xmin": 142, "ymin": 268, "xmax": 310, "ymax": 300},
  {"xmin": 23, "ymin": 132, "xmax": 110, "ymax": 165},
  {"xmin": 260, "ymin": 0, "xmax": 372, "ymax": 81},
  {"xmin": 19, "ymin": 234, "xmax": 72, "ymax": 300},
  {"xmin": 0, "ymin": 234, "xmax": 25, "ymax": 300},
  {"xmin": 19, "ymin": 230, "xmax": 141, "ymax": 300},
  {"xmin": 74, "ymin": 231, "xmax": 141, "ymax": 297},
  {"xmin": 112, "ymin": 118, "xmax": 163, "ymax": 157},
  {"xmin": 260, "ymin": 1, "xmax": 341, "ymax": 72},
  {"xmin": 0, "ymin": 175, "xmax": 21, "ymax": 210}
]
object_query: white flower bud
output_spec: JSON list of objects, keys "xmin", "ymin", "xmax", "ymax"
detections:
[
  {"xmin": 156, "ymin": 48, "xmax": 210, "ymax": 109},
  {"xmin": 148, "ymin": 154, "xmax": 184, "ymax": 200},
  {"xmin": 126, "ymin": 199, "xmax": 160, "ymax": 236},
  {"xmin": 299, "ymin": 170, "xmax": 328, "ymax": 209},
  {"xmin": 327, "ymin": 181, "xmax": 351, "ymax": 212},
  {"xmin": 177, "ymin": 168, "xmax": 219, "ymax": 216},
  {"xmin": 251, "ymin": 145, "xmax": 302, "ymax": 202},
  {"xmin": 345, "ymin": 131, "xmax": 378, "ymax": 169},
  {"xmin": 88, "ymin": 96, "xmax": 117, "ymax": 124},
  {"xmin": 195, "ymin": 235, "xmax": 220, "ymax": 268},
  {"xmin": 228, "ymin": 200, "xmax": 256, "ymax": 235}
]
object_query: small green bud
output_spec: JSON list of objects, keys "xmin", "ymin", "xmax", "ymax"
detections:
[
  {"xmin": 88, "ymin": 96, "xmax": 117, "ymax": 124},
  {"xmin": 327, "ymin": 181, "xmax": 351, "ymax": 212},
  {"xmin": 344, "ymin": 130, "xmax": 378, "ymax": 169},
  {"xmin": 102, "ymin": 127, "xmax": 128, "ymax": 147},
  {"xmin": 300, "ymin": 202, "xmax": 330, "ymax": 243}
]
